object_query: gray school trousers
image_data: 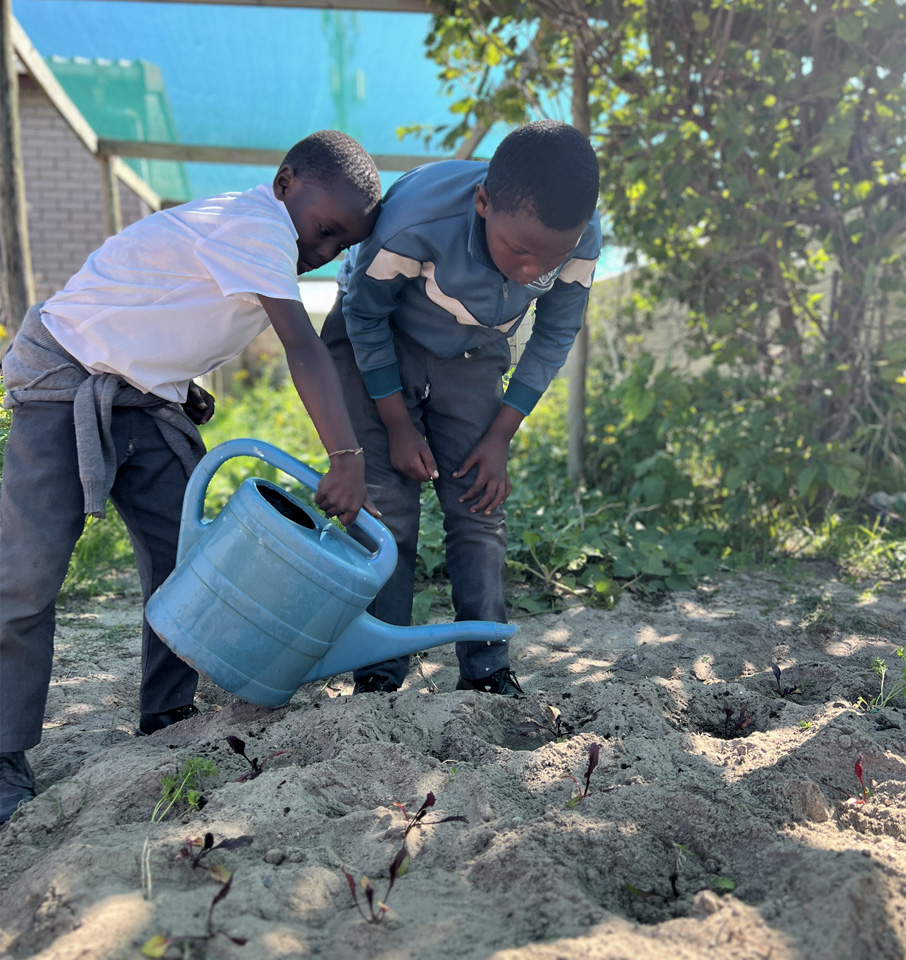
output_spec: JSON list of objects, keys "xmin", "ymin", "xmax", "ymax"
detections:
[
  {"xmin": 0, "ymin": 401, "xmax": 199, "ymax": 752},
  {"xmin": 321, "ymin": 297, "xmax": 511, "ymax": 687}
]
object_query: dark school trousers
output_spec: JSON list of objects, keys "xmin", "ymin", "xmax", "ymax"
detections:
[
  {"xmin": 322, "ymin": 297, "xmax": 511, "ymax": 687},
  {"xmin": 0, "ymin": 401, "xmax": 199, "ymax": 753}
]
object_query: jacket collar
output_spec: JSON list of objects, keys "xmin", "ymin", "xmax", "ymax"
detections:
[{"xmin": 467, "ymin": 181, "xmax": 498, "ymax": 271}]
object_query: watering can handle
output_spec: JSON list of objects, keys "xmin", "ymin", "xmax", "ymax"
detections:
[{"xmin": 176, "ymin": 438, "xmax": 395, "ymax": 579}]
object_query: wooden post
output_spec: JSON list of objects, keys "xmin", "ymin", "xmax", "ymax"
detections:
[
  {"xmin": 98, "ymin": 153, "xmax": 123, "ymax": 237},
  {"xmin": 0, "ymin": 0, "xmax": 34, "ymax": 336},
  {"xmin": 566, "ymin": 47, "xmax": 591, "ymax": 489}
]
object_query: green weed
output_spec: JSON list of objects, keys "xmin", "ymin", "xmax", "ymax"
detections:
[
  {"xmin": 857, "ymin": 647, "xmax": 906, "ymax": 710},
  {"xmin": 152, "ymin": 757, "xmax": 218, "ymax": 824}
]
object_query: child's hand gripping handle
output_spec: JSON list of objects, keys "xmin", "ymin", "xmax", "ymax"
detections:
[{"xmin": 176, "ymin": 438, "xmax": 397, "ymax": 586}]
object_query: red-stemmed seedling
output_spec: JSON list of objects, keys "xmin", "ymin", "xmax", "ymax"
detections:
[
  {"xmin": 141, "ymin": 872, "xmax": 247, "ymax": 957},
  {"xmin": 771, "ymin": 663, "xmax": 802, "ymax": 698},
  {"xmin": 226, "ymin": 735, "xmax": 299, "ymax": 782},
  {"xmin": 722, "ymin": 703, "xmax": 753, "ymax": 739},
  {"xmin": 561, "ymin": 742, "xmax": 600, "ymax": 807},
  {"xmin": 341, "ymin": 792, "xmax": 467, "ymax": 924},
  {"xmin": 173, "ymin": 831, "xmax": 254, "ymax": 883},
  {"xmin": 516, "ymin": 705, "xmax": 565, "ymax": 741},
  {"xmin": 844, "ymin": 753, "xmax": 871, "ymax": 806},
  {"xmin": 393, "ymin": 791, "xmax": 468, "ymax": 837},
  {"xmin": 342, "ymin": 845, "xmax": 409, "ymax": 924}
]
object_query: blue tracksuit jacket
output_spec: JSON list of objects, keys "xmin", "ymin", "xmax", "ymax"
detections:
[{"xmin": 340, "ymin": 160, "xmax": 602, "ymax": 416}]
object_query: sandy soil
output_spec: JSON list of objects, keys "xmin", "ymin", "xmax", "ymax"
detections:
[{"xmin": 0, "ymin": 564, "xmax": 904, "ymax": 960}]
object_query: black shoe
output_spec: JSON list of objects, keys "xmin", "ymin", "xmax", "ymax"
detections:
[
  {"xmin": 456, "ymin": 668, "xmax": 525, "ymax": 698},
  {"xmin": 137, "ymin": 704, "xmax": 200, "ymax": 736},
  {"xmin": 0, "ymin": 752, "xmax": 36, "ymax": 824},
  {"xmin": 353, "ymin": 675, "xmax": 400, "ymax": 695}
]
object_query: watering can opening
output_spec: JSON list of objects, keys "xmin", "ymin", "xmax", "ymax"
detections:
[{"xmin": 255, "ymin": 482, "xmax": 317, "ymax": 530}]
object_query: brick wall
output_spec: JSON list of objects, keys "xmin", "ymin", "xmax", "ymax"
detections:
[{"xmin": 19, "ymin": 75, "xmax": 151, "ymax": 304}]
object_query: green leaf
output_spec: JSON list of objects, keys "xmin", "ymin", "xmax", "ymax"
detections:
[
  {"xmin": 724, "ymin": 465, "xmax": 749, "ymax": 492},
  {"xmin": 834, "ymin": 16, "xmax": 864, "ymax": 43},
  {"xmin": 623, "ymin": 383, "xmax": 657, "ymax": 422},
  {"xmin": 826, "ymin": 464, "xmax": 862, "ymax": 498},
  {"xmin": 712, "ymin": 877, "xmax": 736, "ymax": 893},
  {"xmin": 797, "ymin": 466, "xmax": 819, "ymax": 504},
  {"xmin": 141, "ymin": 936, "xmax": 170, "ymax": 958}
]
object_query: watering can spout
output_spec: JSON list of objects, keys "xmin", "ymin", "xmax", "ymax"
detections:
[{"xmin": 299, "ymin": 615, "xmax": 519, "ymax": 684}]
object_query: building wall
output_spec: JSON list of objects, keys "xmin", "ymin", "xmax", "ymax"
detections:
[{"xmin": 18, "ymin": 74, "xmax": 150, "ymax": 305}]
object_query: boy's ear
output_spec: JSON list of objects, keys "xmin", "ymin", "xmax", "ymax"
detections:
[
  {"xmin": 474, "ymin": 183, "xmax": 491, "ymax": 220},
  {"xmin": 273, "ymin": 164, "xmax": 294, "ymax": 200}
]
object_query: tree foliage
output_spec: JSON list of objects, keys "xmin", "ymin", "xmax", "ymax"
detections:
[{"xmin": 416, "ymin": 0, "xmax": 906, "ymax": 494}]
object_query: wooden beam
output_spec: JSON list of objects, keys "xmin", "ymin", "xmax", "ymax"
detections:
[
  {"xmin": 99, "ymin": 155, "xmax": 123, "ymax": 236},
  {"xmin": 111, "ymin": 155, "xmax": 161, "ymax": 211},
  {"xmin": 0, "ymin": 0, "xmax": 34, "ymax": 335},
  {"xmin": 11, "ymin": 15, "xmax": 97, "ymax": 154},
  {"xmin": 567, "ymin": 47, "xmax": 592, "ymax": 488},
  {"xmin": 97, "ymin": 137, "xmax": 458, "ymax": 171}
]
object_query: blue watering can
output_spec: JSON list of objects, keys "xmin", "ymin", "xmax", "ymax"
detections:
[{"xmin": 146, "ymin": 439, "xmax": 517, "ymax": 707}]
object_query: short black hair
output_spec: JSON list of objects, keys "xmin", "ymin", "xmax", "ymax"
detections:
[
  {"xmin": 281, "ymin": 131, "xmax": 382, "ymax": 211},
  {"xmin": 485, "ymin": 120, "xmax": 599, "ymax": 231}
]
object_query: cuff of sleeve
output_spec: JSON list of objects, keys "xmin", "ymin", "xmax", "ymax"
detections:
[
  {"xmin": 503, "ymin": 379, "xmax": 542, "ymax": 416},
  {"xmin": 363, "ymin": 364, "xmax": 403, "ymax": 400}
]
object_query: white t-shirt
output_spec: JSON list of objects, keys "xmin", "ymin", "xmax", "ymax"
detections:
[{"xmin": 41, "ymin": 184, "xmax": 301, "ymax": 402}]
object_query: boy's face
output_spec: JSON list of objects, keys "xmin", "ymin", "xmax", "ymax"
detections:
[
  {"xmin": 274, "ymin": 166, "xmax": 377, "ymax": 274},
  {"xmin": 474, "ymin": 184, "xmax": 585, "ymax": 286}
]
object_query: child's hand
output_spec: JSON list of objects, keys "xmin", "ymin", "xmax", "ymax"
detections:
[
  {"xmin": 387, "ymin": 421, "xmax": 439, "ymax": 483},
  {"xmin": 453, "ymin": 434, "xmax": 512, "ymax": 515},
  {"xmin": 182, "ymin": 382, "xmax": 215, "ymax": 425},
  {"xmin": 314, "ymin": 455, "xmax": 372, "ymax": 527}
]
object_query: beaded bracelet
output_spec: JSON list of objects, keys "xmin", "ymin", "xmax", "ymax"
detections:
[{"xmin": 327, "ymin": 446, "xmax": 364, "ymax": 459}]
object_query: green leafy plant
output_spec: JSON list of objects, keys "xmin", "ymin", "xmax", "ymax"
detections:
[
  {"xmin": 151, "ymin": 757, "xmax": 218, "ymax": 824},
  {"xmin": 857, "ymin": 647, "xmax": 906, "ymax": 710}
]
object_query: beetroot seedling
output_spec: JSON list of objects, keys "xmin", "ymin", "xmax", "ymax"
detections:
[
  {"xmin": 771, "ymin": 663, "xmax": 802, "ymax": 698},
  {"xmin": 226, "ymin": 735, "xmax": 298, "ymax": 782},
  {"xmin": 722, "ymin": 703, "xmax": 753, "ymax": 740},
  {"xmin": 342, "ymin": 792, "xmax": 466, "ymax": 924},
  {"xmin": 844, "ymin": 753, "xmax": 871, "ymax": 806},
  {"xmin": 140, "ymin": 872, "xmax": 247, "ymax": 956},
  {"xmin": 174, "ymin": 831, "xmax": 254, "ymax": 883},
  {"xmin": 393, "ymin": 791, "xmax": 468, "ymax": 837},
  {"xmin": 342, "ymin": 845, "xmax": 409, "ymax": 924},
  {"xmin": 561, "ymin": 742, "xmax": 600, "ymax": 807},
  {"xmin": 516, "ymin": 704, "xmax": 566, "ymax": 741}
]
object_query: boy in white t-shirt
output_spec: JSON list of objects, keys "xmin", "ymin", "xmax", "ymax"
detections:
[{"xmin": 0, "ymin": 130, "xmax": 382, "ymax": 823}]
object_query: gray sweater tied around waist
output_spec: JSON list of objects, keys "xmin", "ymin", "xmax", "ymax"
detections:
[{"xmin": 2, "ymin": 304, "xmax": 206, "ymax": 518}]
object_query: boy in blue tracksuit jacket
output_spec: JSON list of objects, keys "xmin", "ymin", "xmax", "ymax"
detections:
[{"xmin": 321, "ymin": 120, "xmax": 602, "ymax": 696}]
